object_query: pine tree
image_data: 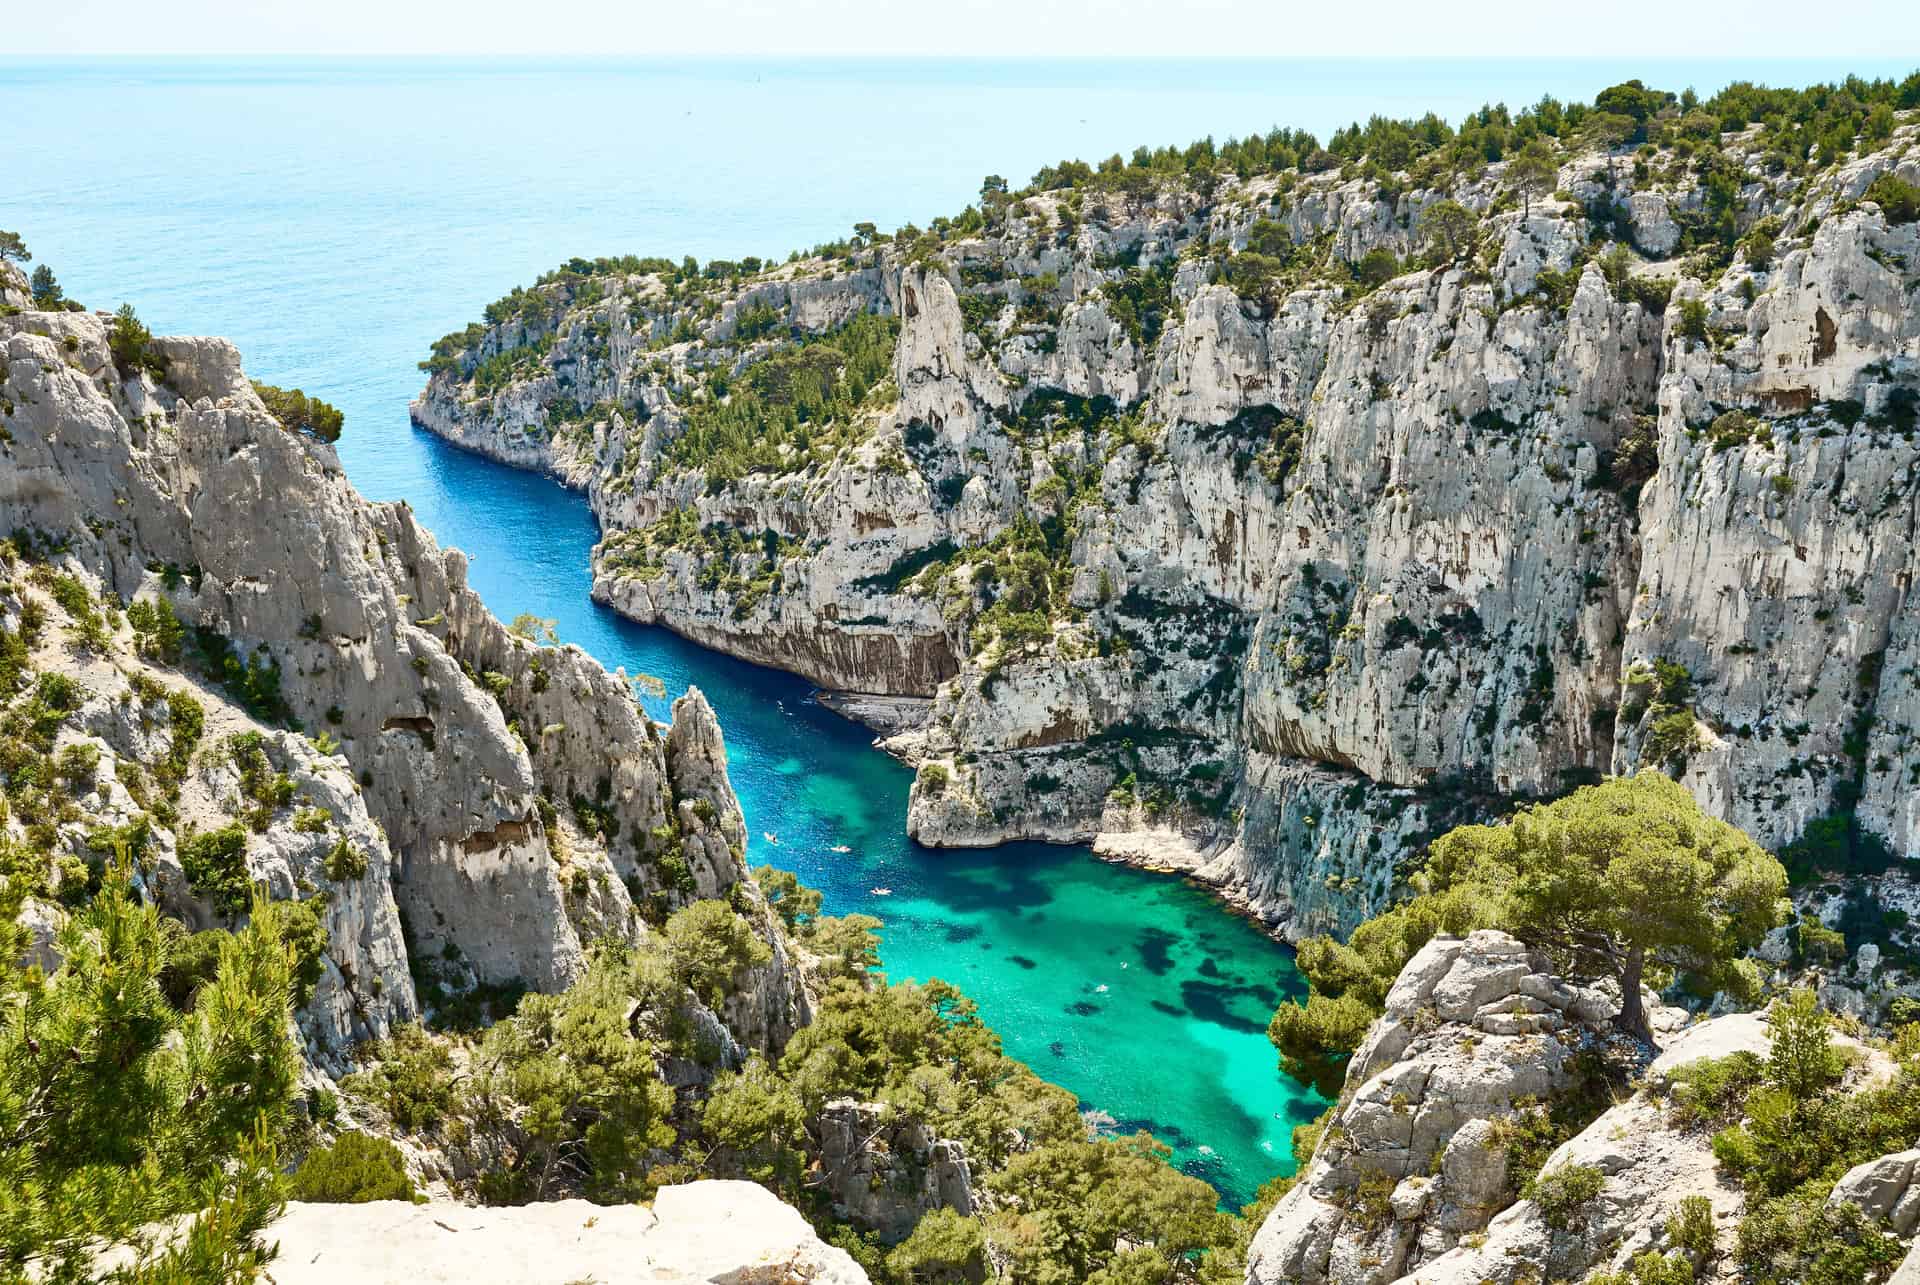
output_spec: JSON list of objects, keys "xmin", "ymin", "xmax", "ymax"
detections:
[{"xmin": 0, "ymin": 862, "xmax": 300, "ymax": 1281}]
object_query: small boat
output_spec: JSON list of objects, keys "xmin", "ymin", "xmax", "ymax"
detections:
[
  {"xmin": 1095, "ymin": 984, "xmax": 1109, "ymax": 993},
  {"xmin": 829, "ymin": 844, "xmax": 851, "ymax": 854},
  {"xmin": 870, "ymin": 887, "xmax": 893, "ymax": 896},
  {"xmin": 763, "ymin": 832, "xmax": 780, "ymax": 846}
]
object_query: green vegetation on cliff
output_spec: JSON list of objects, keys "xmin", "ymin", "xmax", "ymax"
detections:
[
  {"xmin": 1270, "ymin": 772, "xmax": 1788, "ymax": 1092},
  {"xmin": 663, "ymin": 313, "xmax": 899, "ymax": 487},
  {"xmin": 328, "ymin": 880, "xmax": 1272, "ymax": 1283},
  {"xmin": 1663, "ymin": 990, "xmax": 1920, "ymax": 1281}
]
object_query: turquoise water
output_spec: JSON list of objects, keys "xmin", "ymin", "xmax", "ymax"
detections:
[{"xmin": 6, "ymin": 54, "xmax": 1909, "ymax": 1203}]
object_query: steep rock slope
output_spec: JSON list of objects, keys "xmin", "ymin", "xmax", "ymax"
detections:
[
  {"xmin": 413, "ymin": 105, "xmax": 1920, "ymax": 941},
  {"xmin": 1247, "ymin": 931, "xmax": 1919, "ymax": 1284},
  {"xmin": 0, "ymin": 291, "xmax": 809, "ymax": 1064}
]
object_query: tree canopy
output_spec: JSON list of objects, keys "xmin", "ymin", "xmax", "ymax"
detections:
[
  {"xmin": 251, "ymin": 382, "xmax": 345, "ymax": 444},
  {"xmin": 1272, "ymin": 772, "xmax": 1787, "ymax": 1096},
  {"xmin": 1430, "ymin": 772, "xmax": 1786, "ymax": 1042},
  {"xmin": 0, "ymin": 867, "xmax": 302, "ymax": 1280}
]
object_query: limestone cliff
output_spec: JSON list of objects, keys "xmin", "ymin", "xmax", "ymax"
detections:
[
  {"xmin": 413, "ymin": 105, "xmax": 1920, "ymax": 944},
  {"xmin": 0, "ymin": 299, "xmax": 809, "ymax": 1068},
  {"xmin": 1247, "ymin": 930, "xmax": 1920, "ymax": 1284}
]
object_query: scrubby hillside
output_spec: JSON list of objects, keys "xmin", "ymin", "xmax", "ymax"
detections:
[{"xmin": 414, "ymin": 74, "xmax": 1920, "ymax": 952}]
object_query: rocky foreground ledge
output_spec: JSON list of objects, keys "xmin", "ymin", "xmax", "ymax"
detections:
[{"xmin": 263, "ymin": 1182, "xmax": 869, "ymax": 1284}]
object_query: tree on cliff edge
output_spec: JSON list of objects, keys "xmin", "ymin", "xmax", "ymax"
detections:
[
  {"xmin": 1271, "ymin": 773, "xmax": 1787, "ymax": 1097},
  {"xmin": 1506, "ymin": 139, "xmax": 1559, "ymax": 219},
  {"xmin": 1429, "ymin": 771, "xmax": 1785, "ymax": 1045}
]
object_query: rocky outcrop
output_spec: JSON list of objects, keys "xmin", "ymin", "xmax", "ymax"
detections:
[
  {"xmin": 1246, "ymin": 930, "xmax": 1668, "ymax": 1284},
  {"xmin": 1897, "ymin": 1238, "xmax": 1920, "ymax": 1285},
  {"xmin": 0, "ymin": 303, "xmax": 807, "ymax": 1064},
  {"xmin": 1248, "ymin": 926, "xmax": 1918, "ymax": 1285},
  {"xmin": 1830, "ymin": 1148, "xmax": 1920, "ymax": 1238},
  {"xmin": 414, "ymin": 119, "xmax": 1920, "ymax": 942},
  {"xmin": 815, "ymin": 1098, "xmax": 977, "ymax": 1242},
  {"xmin": 1394, "ymin": 1016, "xmax": 1752, "ymax": 1285},
  {"xmin": 259, "ymin": 1183, "xmax": 870, "ymax": 1284}
]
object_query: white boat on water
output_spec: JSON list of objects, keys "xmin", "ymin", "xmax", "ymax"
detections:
[
  {"xmin": 763, "ymin": 832, "xmax": 779, "ymax": 845},
  {"xmin": 829, "ymin": 844, "xmax": 851, "ymax": 853},
  {"xmin": 870, "ymin": 887, "xmax": 892, "ymax": 896}
]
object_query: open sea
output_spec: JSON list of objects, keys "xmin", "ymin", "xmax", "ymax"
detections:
[{"xmin": 4, "ymin": 53, "xmax": 1909, "ymax": 1203}]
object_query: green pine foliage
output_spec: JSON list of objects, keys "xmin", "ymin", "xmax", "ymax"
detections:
[
  {"xmin": 1676, "ymin": 991, "xmax": 1920, "ymax": 1282},
  {"xmin": 658, "ymin": 313, "xmax": 899, "ymax": 487},
  {"xmin": 107, "ymin": 304, "xmax": 169, "ymax": 380},
  {"xmin": 288, "ymin": 1131, "xmax": 417, "ymax": 1204},
  {"xmin": 251, "ymin": 382, "xmax": 345, "ymax": 444},
  {"xmin": 1271, "ymin": 772, "xmax": 1787, "ymax": 1092},
  {"xmin": 0, "ymin": 868, "xmax": 301, "ymax": 1281}
]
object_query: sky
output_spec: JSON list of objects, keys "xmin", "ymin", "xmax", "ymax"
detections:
[{"xmin": 8, "ymin": 0, "xmax": 1920, "ymax": 58}]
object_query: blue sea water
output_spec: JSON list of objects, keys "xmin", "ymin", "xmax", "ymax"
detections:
[{"xmin": 4, "ymin": 54, "xmax": 1911, "ymax": 1204}]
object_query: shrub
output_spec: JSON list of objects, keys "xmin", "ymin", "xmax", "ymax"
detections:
[
  {"xmin": 289, "ymin": 1131, "xmax": 417, "ymax": 1203},
  {"xmin": 126, "ymin": 596, "xmax": 185, "ymax": 662},
  {"xmin": 0, "ymin": 869, "xmax": 300, "ymax": 1279},
  {"xmin": 252, "ymin": 381, "xmax": 345, "ymax": 444},
  {"xmin": 178, "ymin": 824, "xmax": 252, "ymax": 916},
  {"xmin": 1524, "ymin": 1162, "xmax": 1605, "ymax": 1229},
  {"xmin": 277, "ymin": 897, "xmax": 329, "ymax": 1005},
  {"xmin": 1863, "ymin": 172, "xmax": 1920, "ymax": 225},
  {"xmin": 324, "ymin": 836, "xmax": 369, "ymax": 882},
  {"xmin": 1666, "ymin": 1193, "xmax": 1716, "ymax": 1257},
  {"xmin": 107, "ymin": 303, "xmax": 168, "ymax": 379},
  {"xmin": 1354, "ymin": 248, "xmax": 1401, "ymax": 288},
  {"xmin": 159, "ymin": 926, "xmax": 230, "ymax": 1010},
  {"xmin": 1666, "ymin": 1050, "xmax": 1765, "ymax": 1128},
  {"xmin": 1589, "ymin": 1251, "xmax": 1696, "ymax": 1285},
  {"xmin": 1706, "ymin": 409, "xmax": 1769, "ymax": 451},
  {"xmin": 1643, "ymin": 708, "xmax": 1702, "ymax": 768},
  {"xmin": 1797, "ymin": 918, "xmax": 1847, "ymax": 964},
  {"xmin": 342, "ymin": 1024, "xmax": 455, "ymax": 1133},
  {"xmin": 664, "ymin": 900, "xmax": 771, "ymax": 1006},
  {"xmin": 887, "ymin": 1207, "xmax": 988, "ymax": 1284},
  {"xmin": 1734, "ymin": 1194, "xmax": 1903, "ymax": 1282},
  {"xmin": 1678, "ymin": 298, "xmax": 1709, "ymax": 342}
]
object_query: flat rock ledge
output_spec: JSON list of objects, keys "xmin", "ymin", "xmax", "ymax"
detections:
[{"xmin": 263, "ymin": 1181, "xmax": 870, "ymax": 1284}]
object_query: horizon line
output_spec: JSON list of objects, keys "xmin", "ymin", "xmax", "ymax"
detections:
[{"xmin": 5, "ymin": 52, "xmax": 1916, "ymax": 63}]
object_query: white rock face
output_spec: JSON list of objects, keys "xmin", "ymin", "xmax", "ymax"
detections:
[
  {"xmin": 1896, "ymin": 1238, "xmax": 1920, "ymax": 1285},
  {"xmin": 1829, "ymin": 1148, "xmax": 1920, "ymax": 1237},
  {"xmin": 816, "ymin": 1097, "xmax": 976, "ymax": 1241},
  {"xmin": 411, "ymin": 127, "xmax": 1920, "ymax": 942},
  {"xmin": 1246, "ymin": 930, "xmax": 1667, "ymax": 1284},
  {"xmin": 0, "ymin": 304, "xmax": 807, "ymax": 1066},
  {"xmin": 262, "ymin": 1183, "xmax": 870, "ymax": 1284},
  {"xmin": 1249, "ymin": 924, "xmax": 1917, "ymax": 1285}
]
